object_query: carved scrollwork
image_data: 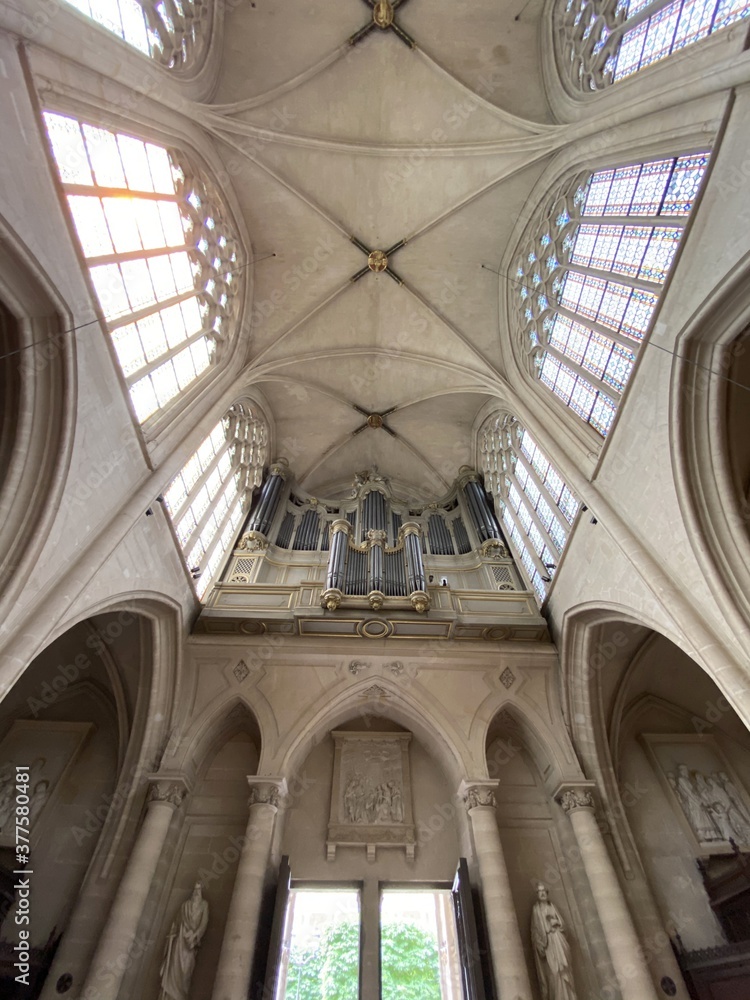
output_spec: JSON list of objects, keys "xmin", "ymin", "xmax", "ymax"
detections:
[
  {"xmin": 557, "ymin": 788, "xmax": 595, "ymax": 814},
  {"xmin": 149, "ymin": 781, "xmax": 186, "ymax": 808},
  {"xmin": 464, "ymin": 785, "xmax": 497, "ymax": 810},
  {"xmin": 554, "ymin": 0, "xmax": 627, "ymax": 95},
  {"xmin": 247, "ymin": 781, "xmax": 285, "ymax": 808}
]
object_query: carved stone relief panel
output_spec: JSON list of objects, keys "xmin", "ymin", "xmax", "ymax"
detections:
[
  {"xmin": 327, "ymin": 731, "xmax": 415, "ymax": 862},
  {"xmin": 642, "ymin": 734, "xmax": 750, "ymax": 855},
  {"xmin": 0, "ymin": 720, "xmax": 93, "ymax": 847}
]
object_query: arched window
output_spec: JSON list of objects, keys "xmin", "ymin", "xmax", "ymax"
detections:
[
  {"xmin": 163, "ymin": 403, "xmax": 268, "ymax": 598},
  {"xmin": 63, "ymin": 0, "xmax": 210, "ymax": 71},
  {"xmin": 557, "ymin": 0, "xmax": 750, "ymax": 93},
  {"xmin": 512, "ymin": 151, "xmax": 709, "ymax": 436},
  {"xmin": 44, "ymin": 112, "xmax": 242, "ymax": 425},
  {"xmin": 480, "ymin": 414, "xmax": 580, "ymax": 601}
]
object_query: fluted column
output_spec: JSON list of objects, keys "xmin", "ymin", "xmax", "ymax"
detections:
[
  {"xmin": 321, "ymin": 518, "xmax": 351, "ymax": 609},
  {"xmin": 460, "ymin": 780, "xmax": 532, "ymax": 1000},
  {"xmin": 211, "ymin": 777, "xmax": 287, "ymax": 1000},
  {"xmin": 80, "ymin": 777, "xmax": 187, "ymax": 1000},
  {"xmin": 556, "ymin": 785, "xmax": 659, "ymax": 1000}
]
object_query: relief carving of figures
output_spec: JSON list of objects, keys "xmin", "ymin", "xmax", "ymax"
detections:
[
  {"xmin": 557, "ymin": 789, "xmax": 593, "ymax": 814},
  {"xmin": 0, "ymin": 757, "xmax": 48, "ymax": 836},
  {"xmin": 665, "ymin": 763, "xmax": 750, "ymax": 846},
  {"xmin": 158, "ymin": 882, "xmax": 209, "ymax": 1000},
  {"xmin": 343, "ymin": 772, "xmax": 404, "ymax": 825},
  {"xmin": 531, "ymin": 883, "xmax": 578, "ymax": 1000},
  {"xmin": 466, "ymin": 786, "xmax": 496, "ymax": 810}
]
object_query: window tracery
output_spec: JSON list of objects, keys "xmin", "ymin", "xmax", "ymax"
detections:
[
  {"xmin": 556, "ymin": 0, "xmax": 750, "ymax": 93},
  {"xmin": 44, "ymin": 112, "xmax": 241, "ymax": 424},
  {"xmin": 512, "ymin": 152, "xmax": 709, "ymax": 436},
  {"xmin": 164, "ymin": 403, "xmax": 268, "ymax": 598},
  {"xmin": 63, "ymin": 0, "xmax": 210, "ymax": 71},
  {"xmin": 480, "ymin": 414, "xmax": 579, "ymax": 602}
]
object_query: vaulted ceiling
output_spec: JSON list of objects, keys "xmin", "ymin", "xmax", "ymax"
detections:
[{"xmin": 199, "ymin": 0, "xmax": 559, "ymax": 501}]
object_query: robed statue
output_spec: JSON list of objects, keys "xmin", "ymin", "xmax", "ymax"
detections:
[
  {"xmin": 530, "ymin": 882, "xmax": 578, "ymax": 1000},
  {"xmin": 159, "ymin": 882, "xmax": 209, "ymax": 1000}
]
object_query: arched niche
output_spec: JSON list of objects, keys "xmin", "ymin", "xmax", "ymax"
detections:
[
  {"xmin": 563, "ymin": 607, "xmax": 750, "ymax": 995},
  {"xmin": 135, "ymin": 705, "xmax": 261, "ymax": 1000},
  {"xmin": 0, "ymin": 611, "xmax": 150, "ymax": 998},
  {"xmin": 610, "ymin": 632, "xmax": 750, "ymax": 953},
  {"xmin": 672, "ymin": 267, "xmax": 750, "ymax": 650},
  {"xmin": 281, "ymin": 713, "xmax": 460, "ymax": 884},
  {"xmin": 0, "ymin": 228, "xmax": 72, "ymax": 618},
  {"xmin": 483, "ymin": 708, "xmax": 604, "ymax": 1000},
  {"xmin": 724, "ymin": 325, "xmax": 750, "ymax": 540}
]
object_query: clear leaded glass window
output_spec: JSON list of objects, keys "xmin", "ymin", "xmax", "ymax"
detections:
[
  {"xmin": 556, "ymin": 0, "xmax": 750, "ymax": 93},
  {"xmin": 512, "ymin": 151, "xmax": 709, "ymax": 436},
  {"xmin": 62, "ymin": 0, "xmax": 210, "ymax": 71},
  {"xmin": 44, "ymin": 112, "xmax": 241, "ymax": 424},
  {"xmin": 480, "ymin": 414, "xmax": 579, "ymax": 602},
  {"xmin": 164, "ymin": 403, "xmax": 268, "ymax": 598}
]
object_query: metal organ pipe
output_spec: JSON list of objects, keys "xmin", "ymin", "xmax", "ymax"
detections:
[{"xmin": 246, "ymin": 463, "xmax": 287, "ymax": 537}]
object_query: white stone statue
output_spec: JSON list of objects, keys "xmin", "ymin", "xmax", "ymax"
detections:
[
  {"xmin": 530, "ymin": 883, "xmax": 577, "ymax": 1000},
  {"xmin": 159, "ymin": 883, "xmax": 209, "ymax": 1000}
]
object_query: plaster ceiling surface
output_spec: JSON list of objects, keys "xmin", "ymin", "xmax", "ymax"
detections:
[{"xmin": 200, "ymin": 0, "xmax": 565, "ymax": 503}]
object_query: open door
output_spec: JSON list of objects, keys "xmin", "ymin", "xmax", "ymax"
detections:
[
  {"xmin": 452, "ymin": 858, "xmax": 488, "ymax": 1000},
  {"xmin": 260, "ymin": 855, "xmax": 292, "ymax": 1000}
]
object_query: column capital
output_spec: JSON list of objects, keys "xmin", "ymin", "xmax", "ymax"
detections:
[
  {"xmin": 269, "ymin": 459, "xmax": 289, "ymax": 479},
  {"xmin": 554, "ymin": 782, "xmax": 597, "ymax": 814},
  {"xmin": 459, "ymin": 779, "xmax": 500, "ymax": 811},
  {"xmin": 147, "ymin": 774, "xmax": 190, "ymax": 809},
  {"xmin": 247, "ymin": 776, "xmax": 287, "ymax": 810}
]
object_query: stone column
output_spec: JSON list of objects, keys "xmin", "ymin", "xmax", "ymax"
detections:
[
  {"xmin": 211, "ymin": 777, "xmax": 287, "ymax": 1000},
  {"xmin": 79, "ymin": 777, "xmax": 187, "ymax": 1000},
  {"xmin": 460, "ymin": 780, "xmax": 533, "ymax": 1000},
  {"xmin": 556, "ymin": 785, "xmax": 660, "ymax": 1000}
]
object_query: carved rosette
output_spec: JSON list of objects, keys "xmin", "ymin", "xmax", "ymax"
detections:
[
  {"xmin": 463, "ymin": 783, "xmax": 498, "ymax": 811},
  {"xmin": 480, "ymin": 538, "xmax": 509, "ymax": 560},
  {"xmin": 148, "ymin": 779, "xmax": 188, "ymax": 809},
  {"xmin": 556, "ymin": 787, "xmax": 595, "ymax": 814},
  {"xmin": 247, "ymin": 777, "xmax": 287, "ymax": 810}
]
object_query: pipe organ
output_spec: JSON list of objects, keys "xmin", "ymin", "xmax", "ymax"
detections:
[{"xmin": 221, "ymin": 466, "xmax": 520, "ymax": 616}]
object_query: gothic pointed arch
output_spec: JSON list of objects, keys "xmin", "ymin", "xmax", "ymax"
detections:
[
  {"xmin": 42, "ymin": 106, "xmax": 249, "ymax": 441},
  {"xmin": 61, "ymin": 0, "xmax": 215, "ymax": 77},
  {"xmin": 161, "ymin": 397, "xmax": 269, "ymax": 598},
  {"xmin": 0, "ymin": 218, "xmax": 75, "ymax": 622},
  {"xmin": 507, "ymin": 146, "xmax": 710, "ymax": 440},
  {"xmin": 478, "ymin": 409, "xmax": 580, "ymax": 602},
  {"xmin": 553, "ymin": 0, "xmax": 750, "ymax": 96}
]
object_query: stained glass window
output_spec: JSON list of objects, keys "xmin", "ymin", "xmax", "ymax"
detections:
[
  {"xmin": 62, "ymin": 0, "xmax": 209, "ymax": 71},
  {"xmin": 557, "ymin": 0, "xmax": 750, "ymax": 94},
  {"xmin": 480, "ymin": 415, "xmax": 580, "ymax": 603},
  {"xmin": 512, "ymin": 152, "xmax": 708, "ymax": 436},
  {"xmin": 164, "ymin": 404, "xmax": 268, "ymax": 598},
  {"xmin": 44, "ymin": 112, "xmax": 241, "ymax": 424}
]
